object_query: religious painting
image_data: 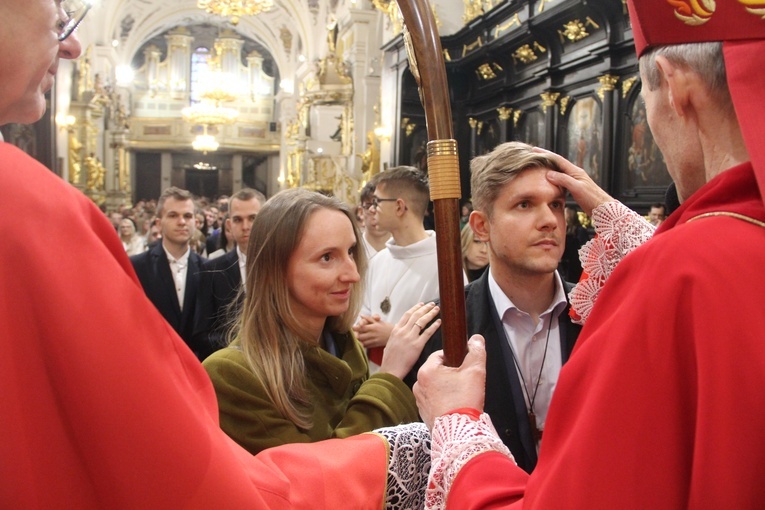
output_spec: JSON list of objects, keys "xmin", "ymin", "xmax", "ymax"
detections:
[
  {"xmin": 514, "ymin": 109, "xmax": 544, "ymax": 148},
  {"xmin": 566, "ymin": 96, "xmax": 603, "ymax": 184},
  {"xmin": 626, "ymin": 97, "xmax": 671, "ymax": 189}
]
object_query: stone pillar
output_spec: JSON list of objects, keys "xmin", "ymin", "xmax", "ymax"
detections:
[
  {"xmin": 232, "ymin": 154, "xmax": 243, "ymax": 191},
  {"xmin": 161, "ymin": 152, "xmax": 172, "ymax": 190}
]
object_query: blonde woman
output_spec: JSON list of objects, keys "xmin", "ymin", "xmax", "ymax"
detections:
[
  {"xmin": 203, "ymin": 188, "xmax": 440, "ymax": 454},
  {"xmin": 460, "ymin": 223, "xmax": 489, "ymax": 282}
]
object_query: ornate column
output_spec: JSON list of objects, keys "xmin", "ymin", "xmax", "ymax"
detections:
[
  {"xmin": 497, "ymin": 106, "xmax": 512, "ymax": 143},
  {"xmin": 64, "ymin": 118, "xmax": 84, "ymax": 190},
  {"xmin": 598, "ymin": 74, "xmax": 619, "ymax": 192},
  {"xmin": 468, "ymin": 117, "xmax": 479, "ymax": 158},
  {"xmin": 540, "ymin": 91, "xmax": 559, "ymax": 150},
  {"xmin": 105, "ymin": 127, "xmax": 130, "ymax": 210}
]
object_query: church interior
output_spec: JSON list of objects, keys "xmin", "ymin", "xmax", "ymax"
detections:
[{"xmin": 0, "ymin": 0, "xmax": 668, "ymax": 214}]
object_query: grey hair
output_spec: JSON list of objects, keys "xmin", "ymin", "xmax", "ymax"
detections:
[{"xmin": 639, "ymin": 42, "xmax": 730, "ymax": 106}]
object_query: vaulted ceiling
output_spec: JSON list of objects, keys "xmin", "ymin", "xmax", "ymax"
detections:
[{"xmin": 80, "ymin": 0, "xmax": 465, "ymax": 87}]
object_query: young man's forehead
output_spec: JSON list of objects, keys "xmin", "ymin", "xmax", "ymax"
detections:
[
  {"xmin": 503, "ymin": 167, "xmax": 565, "ymax": 196},
  {"xmin": 229, "ymin": 197, "xmax": 261, "ymax": 214},
  {"xmin": 163, "ymin": 198, "xmax": 194, "ymax": 211}
]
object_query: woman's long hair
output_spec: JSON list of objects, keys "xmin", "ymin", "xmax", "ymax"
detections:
[{"xmin": 235, "ymin": 188, "xmax": 367, "ymax": 430}]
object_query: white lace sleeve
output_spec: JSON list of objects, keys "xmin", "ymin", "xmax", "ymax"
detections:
[
  {"xmin": 425, "ymin": 413, "xmax": 514, "ymax": 510},
  {"xmin": 375, "ymin": 422, "xmax": 432, "ymax": 510},
  {"xmin": 569, "ymin": 201, "xmax": 656, "ymax": 325}
]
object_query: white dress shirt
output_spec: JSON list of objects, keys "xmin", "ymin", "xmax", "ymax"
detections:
[
  {"xmin": 164, "ymin": 246, "xmax": 190, "ymax": 311},
  {"xmin": 488, "ymin": 269, "xmax": 568, "ymax": 437},
  {"xmin": 237, "ymin": 246, "xmax": 247, "ymax": 292}
]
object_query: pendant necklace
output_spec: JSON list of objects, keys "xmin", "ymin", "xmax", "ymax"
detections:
[
  {"xmin": 509, "ymin": 314, "xmax": 552, "ymax": 442},
  {"xmin": 379, "ymin": 260, "xmax": 415, "ymax": 314}
]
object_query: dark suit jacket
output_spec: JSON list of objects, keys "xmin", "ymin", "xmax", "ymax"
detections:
[
  {"xmin": 192, "ymin": 249, "xmax": 243, "ymax": 359},
  {"xmin": 406, "ymin": 269, "xmax": 581, "ymax": 473},
  {"xmin": 130, "ymin": 242, "xmax": 205, "ymax": 358},
  {"xmin": 205, "ymin": 231, "xmax": 221, "ymax": 255}
]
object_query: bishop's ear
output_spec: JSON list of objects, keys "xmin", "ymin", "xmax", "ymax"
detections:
[{"xmin": 655, "ymin": 54, "xmax": 692, "ymax": 116}]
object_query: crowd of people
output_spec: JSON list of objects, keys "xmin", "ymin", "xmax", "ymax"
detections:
[
  {"xmin": 105, "ymin": 194, "xmax": 232, "ymax": 257},
  {"xmin": 3, "ymin": 0, "xmax": 764, "ymax": 507}
]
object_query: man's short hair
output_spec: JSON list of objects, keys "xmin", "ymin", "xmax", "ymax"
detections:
[
  {"xmin": 650, "ymin": 202, "xmax": 666, "ymax": 212},
  {"xmin": 470, "ymin": 141, "xmax": 561, "ymax": 217},
  {"xmin": 230, "ymin": 188, "xmax": 266, "ymax": 207},
  {"xmin": 156, "ymin": 187, "xmax": 194, "ymax": 217},
  {"xmin": 373, "ymin": 166, "xmax": 430, "ymax": 218},
  {"xmin": 359, "ymin": 182, "xmax": 375, "ymax": 206}
]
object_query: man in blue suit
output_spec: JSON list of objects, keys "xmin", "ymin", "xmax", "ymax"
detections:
[{"xmin": 131, "ymin": 187, "xmax": 206, "ymax": 359}]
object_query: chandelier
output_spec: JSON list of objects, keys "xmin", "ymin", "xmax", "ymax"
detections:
[
  {"xmin": 183, "ymin": 56, "xmax": 242, "ymax": 152},
  {"xmin": 192, "ymin": 126, "xmax": 220, "ymax": 154},
  {"xmin": 182, "ymin": 101, "xmax": 239, "ymax": 126},
  {"xmin": 197, "ymin": 0, "xmax": 274, "ymax": 25}
]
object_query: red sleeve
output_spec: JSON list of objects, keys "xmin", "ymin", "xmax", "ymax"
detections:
[
  {"xmin": 0, "ymin": 144, "xmax": 388, "ymax": 509},
  {"xmin": 447, "ymin": 452, "xmax": 528, "ymax": 509}
]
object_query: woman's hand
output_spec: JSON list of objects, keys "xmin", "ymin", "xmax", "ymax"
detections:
[{"xmin": 378, "ymin": 302, "xmax": 441, "ymax": 379}]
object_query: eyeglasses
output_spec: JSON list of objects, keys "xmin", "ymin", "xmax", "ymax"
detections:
[
  {"xmin": 57, "ymin": 0, "xmax": 92, "ymax": 42},
  {"xmin": 365, "ymin": 197, "xmax": 399, "ymax": 210}
]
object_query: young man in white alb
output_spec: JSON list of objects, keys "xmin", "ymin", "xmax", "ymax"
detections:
[{"xmin": 354, "ymin": 166, "xmax": 452, "ymax": 366}]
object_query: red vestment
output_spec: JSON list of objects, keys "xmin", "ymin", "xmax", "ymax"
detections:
[
  {"xmin": 447, "ymin": 162, "xmax": 765, "ymax": 509},
  {"xmin": 0, "ymin": 143, "xmax": 387, "ymax": 509}
]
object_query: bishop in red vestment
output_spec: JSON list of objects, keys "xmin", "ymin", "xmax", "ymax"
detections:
[
  {"xmin": 415, "ymin": 1, "xmax": 765, "ymax": 508},
  {"xmin": 0, "ymin": 142, "xmax": 392, "ymax": 508}
]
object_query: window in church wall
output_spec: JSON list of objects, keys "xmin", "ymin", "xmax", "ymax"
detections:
[{"xmin": 190, "ymin": 47, "xmax": 211, "ymax": 105}]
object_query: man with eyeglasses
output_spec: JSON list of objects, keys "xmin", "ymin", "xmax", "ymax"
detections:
[
  {"xmin": 0, "ymin": 1, "xmax": 415, "ymax": 507},
  {"xmin": 57, "ymin": 0, "xmax": 92, "ymax": 41},
  {"xmin": 358, "ymin": 175, "xmax": 391, "ymax": 261},
  {"xmin": 354, "ymin": 166, "xmax": 455, "ymax": 367}
]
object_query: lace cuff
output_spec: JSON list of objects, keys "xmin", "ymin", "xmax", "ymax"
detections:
[
  {"xmin": 569, "ymin": 201, "xmax": 655, "ymax": 325},
  {"xmin": 425, "ymin": 413, "xmax": 514, "ymax": 510},
  {"xmin": 375, "ymin": 422, "xmax": 432, "ymax": 510}
]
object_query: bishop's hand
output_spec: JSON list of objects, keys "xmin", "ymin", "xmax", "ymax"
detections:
[{"xmin": 414, "ymin": 335, "xmax": 487, "ymax": 430}]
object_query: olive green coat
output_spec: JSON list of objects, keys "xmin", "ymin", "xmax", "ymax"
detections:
[{"xmin": 203, "ymin": 331, "xmax": 418, "ymax": 455}]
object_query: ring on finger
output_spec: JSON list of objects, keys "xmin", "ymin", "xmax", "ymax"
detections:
[{"xmin": 414, "ymin": 322, "xmax": 424, "ymax": 334}]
